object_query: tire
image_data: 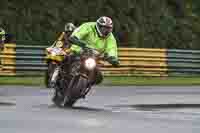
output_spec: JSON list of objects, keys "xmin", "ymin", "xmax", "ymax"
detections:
[
  {"xmin": 63, "ymin": 76, "xmax": 88, "ymax": 107},
  {"xmin": 46, "ymin": 62, "xmax": 57, "ymax": 88},
  {"xmin": 63, "ymin": 97, "xmax": 77, "ymax": 107},
  {"xmin": 52, "ymin": 90, "xmax": 64, "ymax": 107}
]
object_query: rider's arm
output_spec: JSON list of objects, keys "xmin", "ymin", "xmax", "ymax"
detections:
[
  {"xmin": 69, "ymin": 23, "xmax": 90, "ymax": 55},
  {"xmin": 58, "ymin": 32, "xmax": 65, "ymax": 41},
  {"xmin": 69, "ymin": 36, "xmax": 87, "ymax": 48},
  {"xmin": 104, "ymin": 35, "xmax": 119, "ymax": 67}
]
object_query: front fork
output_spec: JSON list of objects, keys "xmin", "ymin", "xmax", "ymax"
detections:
[
  {"xmin": 64, "ymin": 73, "xmax": 91, "ymax": 99},
  {"xmin": 80, "ymin": 74, "xmax": 92, "ymax": 98}
]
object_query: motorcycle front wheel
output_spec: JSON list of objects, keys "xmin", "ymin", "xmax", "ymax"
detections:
[{"xmin": 63, "ymin": 75, "xmax": 88, "ymax": 107}]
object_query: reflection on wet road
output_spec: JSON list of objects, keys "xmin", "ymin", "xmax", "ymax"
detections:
[{"xmin": 0, "ymin": 86, "xmax": 200, "ymax": 133}]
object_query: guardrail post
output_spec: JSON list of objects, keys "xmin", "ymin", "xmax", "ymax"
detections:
[{"xmin": 1, "ymin": 43, "xmax": 16, "ymax": 76}]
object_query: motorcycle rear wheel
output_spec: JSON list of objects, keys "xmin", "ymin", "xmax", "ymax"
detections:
[
  {"xmin": 52, "ymin": 90, "xmax": 64, "ymax": 107},
  {"xmin": 46, "ymin": 62, "xmax": 57, "ymax": 88}
]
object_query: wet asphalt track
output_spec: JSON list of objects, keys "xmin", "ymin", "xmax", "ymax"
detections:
[{"xmin": 0, "ymin": 86, "xmax": 200, "ymax": 133}]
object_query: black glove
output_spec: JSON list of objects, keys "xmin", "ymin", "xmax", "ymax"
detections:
[{"xmin": 105, "ymin": 55, "xmax": 120, "ymax": 67}]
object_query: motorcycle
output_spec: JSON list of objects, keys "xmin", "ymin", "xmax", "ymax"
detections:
[
  {"xmin": 45, "ymin": 46, "xmax": 66, "ymax": 88},
  {"xmin": 52, "ymin": 44, "xmax": 104, "ymax": 107}
]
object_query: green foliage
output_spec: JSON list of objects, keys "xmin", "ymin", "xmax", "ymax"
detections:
[{"xmin": 0, "ymin": 0, "xmax": 200, "ymax": 49}]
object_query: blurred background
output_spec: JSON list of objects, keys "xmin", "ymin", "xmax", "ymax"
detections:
[
  {"xmin": 1, "ymin": 2, "xmax": 200, "ymax": 132},
  {"xmin": 0, "ymin": 0, "xmax": 200, "ymax": 49},
  {"xmin": 1, "ymin": 0, "xmax": 200, "ymax": 85}
]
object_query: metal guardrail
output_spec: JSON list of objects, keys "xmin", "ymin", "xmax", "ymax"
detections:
[{"xmin": 1, "ymin": 44, "xmax": 200, "ymax": 77}]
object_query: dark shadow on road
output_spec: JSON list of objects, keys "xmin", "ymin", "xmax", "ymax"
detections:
[
  {"xmin": 48, "ymin": 104, "xmax": 58, "ymax": 108},
  {"xmin": 110, "ymin": 104, "xmax": 200, "ymax": 111},
  {"xmin": 0, "ymin": 102, "xmax": 16, "ymax": 106},
  {"xmin": 70, "ymin": 106, "xmax": 107, "ymax": 112},
  {"xmin": 46, "ymin": 104, "xmax": 107, "ymax": 112}
]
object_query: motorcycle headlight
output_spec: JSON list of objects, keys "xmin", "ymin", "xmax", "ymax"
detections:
[
  {"xmin": 50, "ymin": 48, "xmax": 62, "ymax": 56},
  {"xmin": 84, "ymin": 58, "xmax": 96, "ymax": 70},
  {"xmin": 51, "ymin": 51, "xmax": 57, "ymax": 56}
]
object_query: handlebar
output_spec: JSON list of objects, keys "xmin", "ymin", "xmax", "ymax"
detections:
[{"xmin": 71, "ymin": 39, "xmax": 109, "ymax": 61}]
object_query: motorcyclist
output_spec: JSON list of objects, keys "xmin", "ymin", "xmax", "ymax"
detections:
[
  {"xmin": 50, "ymin": 16, "xmax": 119, "ymax": 87},
  {"xmin": 0, "ymin": 27, "xmax": 5, "ymax": 67},
  {"xmin": 47, "ymin": 22, "xmax": 76, "ymax": 52},
  {"xmin": 56, "ymin": 22, "xmax": 76, "ymax": 49},
  {"xmin": 0, "ymin": 27, "xmax": 5, "ymax": 49},
  {"xmin": 46, "ymin": 23, "xmax": 76, "ymax": 87}
]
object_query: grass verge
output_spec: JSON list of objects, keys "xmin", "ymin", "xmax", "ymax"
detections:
[
  {"xmin": 0, "ymin": 76, "xmax": 44, "ymax": 86},
  {"xmin": 0, "ymin": 76, "xmax": 200, "ymax": 86},
  {"xmin": 103, "ymin": 76, "xmax": 200, "ymax": 86}
]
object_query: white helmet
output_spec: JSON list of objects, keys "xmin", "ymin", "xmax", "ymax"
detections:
[
  {"xmin": 64, "ymin": 23, "xmax": 76, "ymax": 32},
  {"xmin": 96, "ymin": 16, "xmax": 113, "ymax": 37},
  {"xmin": 0, "ymin": 27, "xmax": 5, "ymax": 34}
]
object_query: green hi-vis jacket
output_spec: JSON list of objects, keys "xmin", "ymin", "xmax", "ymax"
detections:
[{"xmin": 70, "ymin": 22, "xmax": 118, "ymax": 59}]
